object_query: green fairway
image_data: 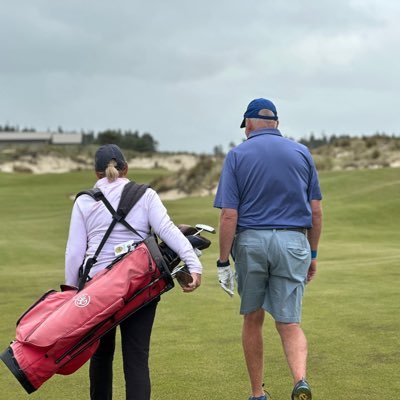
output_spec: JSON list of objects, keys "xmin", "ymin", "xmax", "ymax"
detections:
[{"xmin": 0, "ymin": 168, "xmax": 399, "ymax": 399}]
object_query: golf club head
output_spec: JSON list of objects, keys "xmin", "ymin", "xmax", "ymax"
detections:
[
  {"xmin": 186, "ymin": 235, "xmax": 211, "ymax": 251},
  {"xmin": 159, "ymin": 223, "xmax": 214, "ymax": 273},
  {"xmin": 171, "ymin": 265, "xmax": 193, "ymax": 288},
  {"xmin": 158, "ymin": 242, "xmax": 180, "ymax": 270},
  {"xmin": 177, "ymin": 224, "xmax": 199, "ymax": 236},
  {"xmin": 194, "ymin": 224, "xmax": 216, "ymax": 234}
]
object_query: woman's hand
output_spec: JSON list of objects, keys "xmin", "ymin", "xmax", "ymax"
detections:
[{"xmin": 182, "ymin": 273, "xmax": 202, "ymax": 292}]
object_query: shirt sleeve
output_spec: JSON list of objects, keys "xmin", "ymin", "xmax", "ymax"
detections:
[
  {"xmin": 65, "ymin": 201, "xmax": 88, "ymax": 286},
  {"xmin": 213, "ymin": 151, "xmax": 240, "ymax": 209},
  {"xmin": 146, "ymin": 190, "xmax": 203, "ymax": 274}
]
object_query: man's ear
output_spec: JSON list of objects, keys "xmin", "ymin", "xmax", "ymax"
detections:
[
  {"xmin": 245, "ymin": 119, "xmax": 252, "ymax": 136},
  {"xmin": 276, "ymin": 120, "xmax": 279, "ymax": 128}
]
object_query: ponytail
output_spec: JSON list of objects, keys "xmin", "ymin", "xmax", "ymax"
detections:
[{"xmin": 105, "ymin": 160, "xmax": 120, "ymax": 182}]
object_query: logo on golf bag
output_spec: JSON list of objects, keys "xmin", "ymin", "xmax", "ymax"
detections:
[{"xmin": 74, "ymin": 293, "xmax": 91, "ymax": 308}]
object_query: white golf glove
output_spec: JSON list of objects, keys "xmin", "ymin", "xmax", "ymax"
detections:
[{"xmin": 217, "ymin": 261, "xmax": 234, "ymax": 297}]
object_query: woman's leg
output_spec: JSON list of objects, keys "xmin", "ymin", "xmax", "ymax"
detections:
[
  {"xmin": 120, "ymin": 300, "xmax": 158, "ymax": 400},
  {"xmin": 89, "ymin": 327, "xmax": 117, "ymax": 400}
]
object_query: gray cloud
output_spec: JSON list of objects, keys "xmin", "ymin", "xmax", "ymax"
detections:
[{"xmin": 1, "ymin": 0, "xmax": 399, "ymax": 152}]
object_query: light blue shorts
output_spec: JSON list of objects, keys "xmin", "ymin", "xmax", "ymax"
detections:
[{"xmin": 232, "ymin": 229, "xmax": 311, "ymax": 323}]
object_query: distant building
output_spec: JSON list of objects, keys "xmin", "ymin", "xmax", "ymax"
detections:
[
  {"xmin": 51, "ymin": 133, "xmax": 83, "ymax": 144},
  {"xmin": 0, "ymin": 131, "xmax": 82, "ymax": 145},
  {"xmin": 0, "ymin": 132, "xmax": 51, "ymax": 143}
]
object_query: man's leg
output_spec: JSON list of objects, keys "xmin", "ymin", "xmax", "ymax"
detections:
[
  {"xmin": 242, "ymin": 308, "xmax": 265, "ymax": 397},
  {"xmin": 89, "ymin": 327, "xmax": 116, "ymax": 400},
  {"xmin": 275, "ymin": 322, "xmax": 307, "ymax": 384}
]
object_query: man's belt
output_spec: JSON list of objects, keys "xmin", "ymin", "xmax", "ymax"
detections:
[{"xmin": 275, "ymin": 227, "xmax": 308, "ymax": 235}]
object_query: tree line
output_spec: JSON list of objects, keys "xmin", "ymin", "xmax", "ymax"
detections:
[
  {"xmin": 86, "ymin": 130, "xmax": 157, "ymax": 153},
  {"xmin": 0, "ymin": 125, "xmax": 158, "ymax": 153},
  {"xmin": 299, "ymin": 132, "xmax": 399, "ymax": 149}
]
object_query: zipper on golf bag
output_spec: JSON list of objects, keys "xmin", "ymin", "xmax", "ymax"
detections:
[{"xmin": 16, "ymin": 290, "xmax": 57, "ymax": 327}]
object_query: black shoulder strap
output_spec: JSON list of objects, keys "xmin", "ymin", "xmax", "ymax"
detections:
[
  {"xmin": 75, "ymin": 181, "xmax": 149, "ymax": 290},
  {"xmin": 75, "ymin": 182, "xmax": 149, "ymax": 236},
  {"xmin": 75, "ymin": 187, "xmax": 103, "ymax": 201},
  {"xmin": 117, "ymin": 181, "xmax": 149, "ymax": 221}
]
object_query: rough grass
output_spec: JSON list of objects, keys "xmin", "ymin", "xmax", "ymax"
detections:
[{"xmin": 0, "ymin": 168, "xmax": 399, "ymax": 399}]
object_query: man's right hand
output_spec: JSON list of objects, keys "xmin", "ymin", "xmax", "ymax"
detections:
[
  {"xmin": 217, "ymin": 261, "xmax": 235, "ymax": 297},
  {"xmin": 307, "ymin": 259, "xmax": 317, "ymax": 282}
]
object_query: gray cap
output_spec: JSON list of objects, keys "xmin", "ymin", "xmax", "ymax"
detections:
[{"xmin": 95, "ymin": 144, "xmax": 127, "ymax": 172}]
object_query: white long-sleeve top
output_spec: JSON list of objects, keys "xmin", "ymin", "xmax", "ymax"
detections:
[{"xmin": 65, "ymin": 177, "xmax": 202, "ymax": 286}]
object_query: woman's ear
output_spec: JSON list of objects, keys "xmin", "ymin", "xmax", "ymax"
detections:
[{"xmin": 121, "ymin": 164, "xmax": 128, "ymax": 177}]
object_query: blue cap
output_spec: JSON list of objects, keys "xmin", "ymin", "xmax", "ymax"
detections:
[
  {"xmin": 95, "ymin": 144, "xmax": 127, "ymax": 172},
  {"xmin": 240, "ymin": 98, "xmax": 278, "ymax": 128}
]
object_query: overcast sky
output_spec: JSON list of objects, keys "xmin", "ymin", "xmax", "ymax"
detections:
[{"xmin": 1, "ymin": 0, "xmax": 399, "ymax": 153}]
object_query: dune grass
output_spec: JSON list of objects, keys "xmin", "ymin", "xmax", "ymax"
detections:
[{"xmin": 0, "ymin": 168, "xmax": 399, "ymax": 399}]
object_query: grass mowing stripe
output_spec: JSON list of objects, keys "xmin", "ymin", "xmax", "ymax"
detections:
[{"xmin": 0, "ymin": 167, "xmax": 399, "ymax": 399}]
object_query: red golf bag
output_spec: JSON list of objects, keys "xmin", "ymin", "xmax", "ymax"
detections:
[
  {"xmin": 1, "ymin": 236, "xmax": 174, "ymax": 394},
  {"xmin": 0, "ymin": 182, "xmax": 212, "ymax": 394}
]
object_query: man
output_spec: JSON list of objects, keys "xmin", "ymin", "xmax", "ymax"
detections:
[{"xmin": 213, "ymin": 98, "xmax": 322, "ymax": 400}]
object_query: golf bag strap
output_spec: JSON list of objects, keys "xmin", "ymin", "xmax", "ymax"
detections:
[
  {"xmin": 75, "ymin": 182, "xmax": 149, "ymax": 291},
  {"xmin": 117, "ymin": 182, "xmax": 150, "ymax": 235},
  {"xmin": 75, "ymin": 182, "xmax": 149, "ymax": 237},
  {"xmin": 88, "ymin": 187, "xmax": 142, "ymax": 237}
]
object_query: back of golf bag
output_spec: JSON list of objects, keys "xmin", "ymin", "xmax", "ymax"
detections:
[{"xmin": 0, "ymin": 236, "xmax": 173, "ymax": 394}]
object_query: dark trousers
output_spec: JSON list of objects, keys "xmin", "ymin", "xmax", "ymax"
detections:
[{"xmin": 89, "ymin": 300, "xmax": 158, "ymax": 400}]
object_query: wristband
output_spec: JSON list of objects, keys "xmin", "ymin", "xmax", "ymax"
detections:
[
  {"xmin": 216, "ymin": 259, "xmax": 230, "ymax": 268},
  {"xmin": 311, "ymin": 250, "xmax": 317, "ymax": 260}
]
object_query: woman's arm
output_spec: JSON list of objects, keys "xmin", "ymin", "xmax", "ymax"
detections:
[{"xmin": 65, "ymin": 202, "xmax": 88, "ymax": 286}]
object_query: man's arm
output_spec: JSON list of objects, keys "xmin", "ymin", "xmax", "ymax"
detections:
[
  {"xmin": 308, "ymin": 200, "xmax": 322, "ymax": 250},
  {"xmin": 218, "ymin": 208, "xmax": 238, "ymax": 261},
  {"xmin": 307, "ymin": 200, "xmax": 323, "ymax": 282},
  {"xmin": 216, "ymin": 208, "xmax": 238, "ymax": 297}
]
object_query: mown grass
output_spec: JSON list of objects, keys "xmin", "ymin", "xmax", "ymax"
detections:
[{"xmin": 0, "ymin": 168, "xmax": 399, "ymax": 399}]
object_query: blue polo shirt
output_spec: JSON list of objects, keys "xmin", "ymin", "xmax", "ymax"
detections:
[{"xmin": 214, "ymin": 128, "xmax": 322, "ymax": 230}]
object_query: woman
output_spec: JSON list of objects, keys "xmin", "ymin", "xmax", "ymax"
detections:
[{"xmin": 65, "ymin": 144, "xmax": 202, "ymax": 400}]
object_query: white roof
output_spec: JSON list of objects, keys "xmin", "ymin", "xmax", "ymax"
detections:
[
  {"xmin": 51, "ymin": 133, "xmax": 83, "ymax": 144},
  {"xmin": 0, "ymin": 132, "xmax": 51, "ymax": 141},
  {"xmin": 0, "ymin": 131, "xmax": 82, "ymax": 144}
]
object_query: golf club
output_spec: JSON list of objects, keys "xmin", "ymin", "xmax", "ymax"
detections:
[
  {"xmin": 194, "ymin": 223, "xmax": 216, "ymax": 235},
  {"xmin": 168, "ymin": 223, "xmax": 215, "ymax": 287}
]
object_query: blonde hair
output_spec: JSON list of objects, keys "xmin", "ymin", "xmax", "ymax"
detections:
[{"xmin": 105, "ymin": 160, "xmax": 120, "ymax": 182}]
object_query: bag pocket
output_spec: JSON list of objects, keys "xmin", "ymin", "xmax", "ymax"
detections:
[{"xmin": 25, "ymin": 298, "xmax": 125, "ymax": 348}]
